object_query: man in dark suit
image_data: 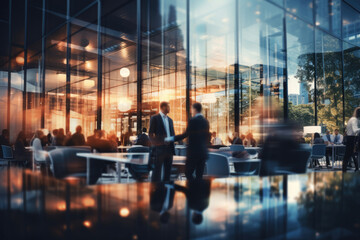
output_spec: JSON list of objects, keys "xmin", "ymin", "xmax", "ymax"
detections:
[
  {"xmin": 149, "ymin": 102, "xmax": 175, "ymax": 182},
  {"xmin": 166, "ymin": 102, "xmax": 210, "ymax": 180}
]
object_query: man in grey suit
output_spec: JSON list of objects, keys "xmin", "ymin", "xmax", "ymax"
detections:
[
  {"xmin": 149, "ymin": 102, "xmax": 175, "ymax": 182},
  {"xmin": 166, "ymin": 102, "xmax": 210, "ymax": 180}
]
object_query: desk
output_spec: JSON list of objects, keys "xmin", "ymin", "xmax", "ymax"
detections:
[
  {"xmin": 326, "ymin": 144, "xmax": 345, "ymax": 168},
  {"xmin": 77, "ymin": 152, "xmax": 186, "ymax": 184}
]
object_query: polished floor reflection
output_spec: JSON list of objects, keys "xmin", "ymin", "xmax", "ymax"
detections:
[{"xmin": 1, "ymin": 167, "xmax": 360, "ymax": 239}]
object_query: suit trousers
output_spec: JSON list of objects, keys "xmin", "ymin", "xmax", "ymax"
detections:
[
  {"xmin": 152, "ymin": 146, "xmax": 173, "ymax": 182},
  {"xmin": 343, "ymin": 136, "xmax": 358, "ymax": 172},
  {"xmin": 185, "ymin": 157, "xmax": 206, "ymax": 180}
]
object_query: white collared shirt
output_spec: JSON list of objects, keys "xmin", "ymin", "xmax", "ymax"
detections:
[
  {"xmin": 160, "ymin": 111, "xmax": 171, "ymax": 138},
  {"xmin": 346, "ymin": 117, "xmax": 360, "ymax": 136}
]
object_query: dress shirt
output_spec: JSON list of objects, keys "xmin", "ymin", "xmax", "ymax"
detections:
[
  {"xmin": 322, "ymin": 134, "xmax": 334, "ymax": 143},
  {"xmin": 160, "ymin": 111, "xmax": 171, "ymax": 138},
  {"xmin": 333, "ymin": 134, "xmax": 343, "ymax": 144},
  {"xmin": 212, "ymin": 137, "xmax": 223, "ymax": 145},
  {"xmin": 346, "ymin": 117, "xmax": 360, "ymax": 136}
]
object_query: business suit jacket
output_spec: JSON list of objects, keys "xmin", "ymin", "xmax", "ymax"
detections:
[
  {"xmin": 174, "ymin": 114, "xmax": 210, "ymax": 160},
  {"xmin": 149, "ymin": 113, "xmax": 175, "ymax": 154}
]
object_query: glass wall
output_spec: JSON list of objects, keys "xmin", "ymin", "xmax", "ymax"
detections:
[
  {"xmin": 190, "ymin": 0, "xmax": 235, "ymax": 144},
  {"xmin": 2, "ymin": 0, "xmax": 360, "ymax": 143}
]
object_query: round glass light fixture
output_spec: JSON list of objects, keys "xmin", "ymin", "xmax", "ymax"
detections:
[
  {"xmin": 120, "ymin": 67, "xmax": 130, "ymax": 78},
  {"xmin": 118, "ymin": 98, "xmax": 132, "ymax": 112},
  {"xmin": 16, "ymin": 56, "xmax": 24, "ymax": 65}
]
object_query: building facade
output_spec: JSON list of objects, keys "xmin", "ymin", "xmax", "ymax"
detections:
[{"xmin": 0, "ymin": 0, "xmax": 360, "ymax": 143}]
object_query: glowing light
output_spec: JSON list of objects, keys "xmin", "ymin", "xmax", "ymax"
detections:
[
  {"xmin": 16, "ymin": 56, "xmax": 24, "ymax": 65},
  {"xmin": 57, "ymin": 202, "xmax": 66, "ymax": 211},
  {"xmin": 120, "ymin": 67, "xmax": 130, "ymax": 78},
  {"xmin": 85, "ymin": 61, "xmax": 91, "ymax": 69},
  {"xmin": 255, "ymin": 10, "xmax": 261, "ymax": 15},
  {"xmin": 118, "ymin": 98, "xmax": 132, "ymax": 112},
  {"xmin": 222, "ymin": 18, "xmax": 229, "ymax": 23},
  {"xmin": 83, "ymin": 220, "xmax": 92, "ymax": 228},
  {"xmin": 119, "ymin": 207, "xmax": 130, "ymax": 217},
  {"xmin": 63, "ymin": 59, "xmax": 67, "ymax": 64},
  {"xmin": 83, "ymin": 79, "xmax": 95, "ymax": 88},
  {"xmin": 82, "ymin": 197, "xmax": 95, "ymax": 207}
]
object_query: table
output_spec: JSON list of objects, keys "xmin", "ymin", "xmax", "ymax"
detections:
[
  {"xmin": 326, "ymin": 144, "xmax": 345, "ymax": 168},
  {"xmin": 77, "ymin": 152, "xmax": 186, "ymax": 184}
]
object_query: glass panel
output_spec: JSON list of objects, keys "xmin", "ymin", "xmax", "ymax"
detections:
[
  {"xmin": 286, "ymin": 0, "xmax": 314, "ymax": 23},
  {"xmin": 69, "ymin": 4, "xmax": 97, "ymax": 138},
  {"xmin": 344, "ymin": 0, "xmax": 360, "ymax": 12},
  {"xmin": 343, "ymin": 42, "xmax": 360, "ymax": 124},
  {"xmin": 315, "ymin": 0, "xmax": 341, "ymax": 37},
  {"xmin": 0, "ymin": 21, "xmax": 8, "ymax": 132},
  {"xmin": 142, "ymin": 0, "xmax": 187, "ymax": 137},
  {"xmin": 190, "ymin": 0, "xmax": 235, "ymax": 144},
  {"xmin": 238, "ymin": 0, "xmax": 285, "ymax": 144},
  {"xmin": 26, "ymin": 1, "xmax": 43, "ymax": 135},
  {"xmin": 342, "ymin": 2, "xmax": 360, "ymax": 47},
  {"xmin": 102, "ymin": 0, "xmax": 137, "ymax": 144},
  {"xmin": 286, "ymin": 14, "xmax": 315, "ymax": 129},
  {"xmin": 315, "ymin": 29, "xmax": 343, "ymax": 131},
  {"xmin": 44, "ymin": 26, "xmax": 67, "ymax": 134}
]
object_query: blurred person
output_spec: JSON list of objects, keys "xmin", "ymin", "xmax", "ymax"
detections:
[
  {"xmin": 240, "ymin": 134, "xmax": 246, "ymax": 143},
  {"xmin": 0, "ymin": 129, "xmax": 10, "ymax": 146},
  {"xmin": 322, "ymin": 130, "xmax": 334, "ymax": 144},
  {"xmin": 333, "ymin": 129, "xmax": 343, "ymax": 144},
  {"xmin": 31, "ymin": 130, "xmax": 44, "ymax": 146},
  {"xmin": 343, "ymin": 107, "xmax": 360, "ymax": 172},
  {"xmin": 121, "ymin": 131, "xmax": 132, "ymax": 146},
  {"xmin": 211, "ymin": 132, "xmax": 223, "ymax": 145},
  {"xmin": 313, "ymin": 132, "xmax": 325, "ymax": 144},
  {"xmin": 64, "ymin": 131, "xmax": 72, "ymax": 145},
  {"xmin": 47, "ymin": 132, "xmax": 52, "ymax": 145},
  {"xmin": 244, "ymin": 132, "xmax": 256, "ymax": 147},
  {"xmin": 259, "ymin": 121, "xmax": 302, "ymax": 175},
  {"xmin": 14, "ymin": 131, "xmax": 27, "ymax": 159},
  {"xmin": 166, "ymin": 103, "xmax": 210, "ymax": 180},
  {"xmin": 136, "ymin": 127, "xmax": 151, "ymax": 147},
  {"xmin": 149, "ymin": 101, "xmax": 175, "ymax": 182},
  {"xmin": 87, "ymin": 129, "xmax": 98, "ymax": 143},
  {"xmin": 228, "ymin": 132, "xmax": 242, "ymax": 145},
  {"xmin": 56, "ymin": 128, "xmax": 66, "ymax": 146},
  {"xmin": 296, "ymin": 131, "xmax": 306, "ymax": 143},
  {"xmin": 51, "ymin": 129, "xmax": 58, "ymax": 146},
  {"xmin": 66, "ymin": 126, "xmax": 85, "ymax": 146},
  {"xmin": 107, "ymin": 131, "xmax": 119, "ymax": 150}
]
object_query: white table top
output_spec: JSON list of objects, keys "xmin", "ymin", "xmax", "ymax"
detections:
[{"xmin": 77, "ymin": 152, "xmax": 186, "ymax": 165}]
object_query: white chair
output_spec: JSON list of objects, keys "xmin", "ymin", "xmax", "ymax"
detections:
[
  {"xmin": 32, "ymin": 138, "xmax": 48, "ymax": 170},
  {"xmin": 205, "ymin": 153, "xmax": 230, "ymax": 178}
]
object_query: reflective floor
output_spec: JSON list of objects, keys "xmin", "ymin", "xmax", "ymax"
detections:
[{"xmin": 1, "ymin": 167, "xmax": 360, "ymax": 240}]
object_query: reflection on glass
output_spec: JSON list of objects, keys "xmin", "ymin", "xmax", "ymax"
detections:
[
  {"xmin": 343, "ymin": 42, "xmax": 360, "ymax": 123},
  {"xmin": 315, "ymin": 30, "xmax": 343, "ymax": 131},
  {"xmin": 286, "ymin": 14, "xmax": 315, "ymax": 128},
  {"xmin": 286, "ymin": 0, "xmax": 314, "ymax": 23}
]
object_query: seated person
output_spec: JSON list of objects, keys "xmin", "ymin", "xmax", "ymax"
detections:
[
  {"xmin": 333, "ymin": 129, "xmax": 343, "ymax": 144},
  {"xmin": 313, "ymin": 132, "xmax": 327, "ymax": 167},
  {"xmin": 322, "ymin": 130, "xmax": 334, "ymax": 145},
  {"xmin": 66, "ymin": 125, "xmax": 85, "ymax": 146},
  {"xmin": 211, "ymin": 132, "xmax": 223, "ymax": 145},
  {"xmin": 228, "ymin": 132, "xmax": 242, "ymax": 145},
  {"xmin": 136, "ymin": 128, "xmax": 151, "ymax": 147},
  {"xmin": 244, "ymin": 132, "xmax": 256, "ymax": 147}
]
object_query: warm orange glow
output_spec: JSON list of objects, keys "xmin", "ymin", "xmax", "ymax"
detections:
[
  {"xmin": 82, "ymin": 197, "xmax": 95, "ymax": 207},
  {"xmin": 16, "ymin": 56, "xmax": 24, "ymax": 65},
  {"xmin": 84, "ymin": 79, "xmax": 95, "ymax": 88},
  {"xmin": 57, "ymin": 202, "xmax": 66, "ymax": 211},
  {"xmin": 83, "ymin": 220, "xmax": 92, "ymax": 228},
  {"xmin": 85, "ymin": 61, "xmax": 91, "ymax": 69},
  {"xmin": 118, "ymin": 98, "xmax": 132, "ymax": 112},
  {"xmin": 119, "ymin": 207, "xmax": 130, "ymax": 217}
]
